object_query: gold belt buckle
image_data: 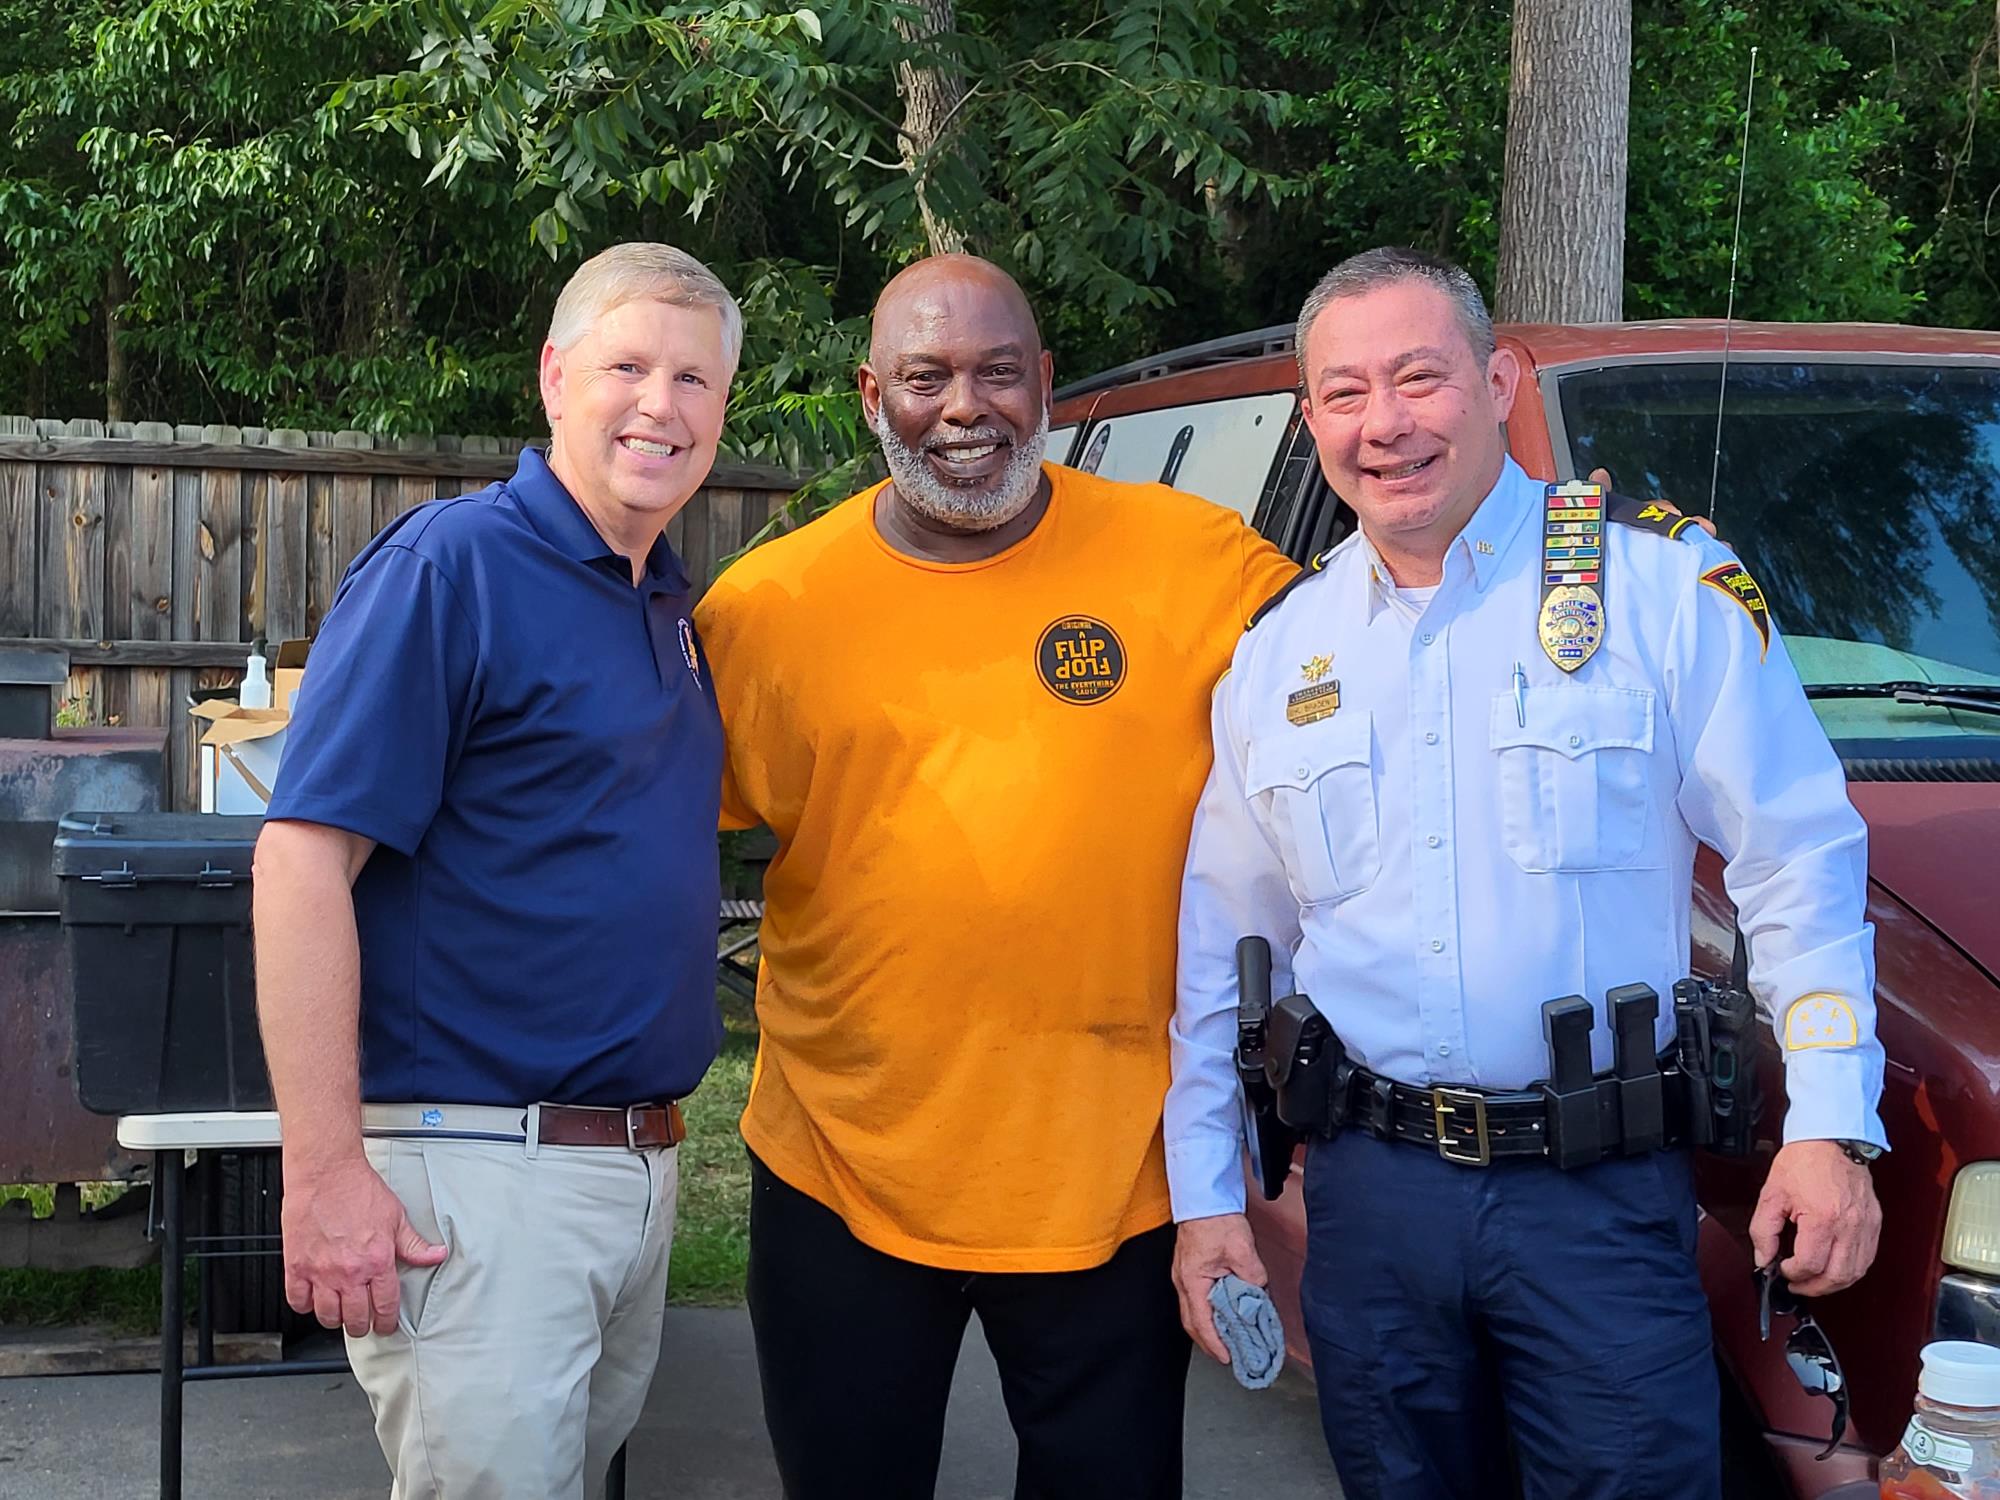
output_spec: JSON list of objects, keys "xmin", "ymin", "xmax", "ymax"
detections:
[{"xmin": 1432, "ymin": 1086, "xmax": 1492, "ymax": 1166}]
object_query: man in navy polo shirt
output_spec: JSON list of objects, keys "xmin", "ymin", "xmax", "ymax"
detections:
[{"xmin": 253, "ymin": 242, "xmax": 736, "ymax": 1499}]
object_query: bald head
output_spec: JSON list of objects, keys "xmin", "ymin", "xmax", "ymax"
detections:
[
  {"xmin": 869, "ymin": 255, "xmax": 1042, "ymax": 366},
  {"xmin": 859, "ymin": 254, "xmax": 1055, "ymax": 535}
]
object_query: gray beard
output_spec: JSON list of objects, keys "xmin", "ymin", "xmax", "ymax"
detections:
[{"xmin": 872, "ymin": 408, "xmax": 1050, "ymax": 532}]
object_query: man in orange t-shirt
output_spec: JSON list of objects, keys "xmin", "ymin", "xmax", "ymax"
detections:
[{"xmin": 695, "ymin": 255, "xmax": 1297, "ymax": 1498}]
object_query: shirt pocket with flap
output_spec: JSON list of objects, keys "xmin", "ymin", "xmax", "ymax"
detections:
[
  {"xmin": 1245, "ymin": 710, "xmax": 1382, "ymax": 906},
  {"xmin": 1489, "ymin": 685, "xmax": 1658, "ymax": 873}
]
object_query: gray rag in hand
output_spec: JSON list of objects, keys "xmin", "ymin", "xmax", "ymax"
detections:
[{"xmin": 1207, "ymin": 1274, "xmax": 1285, "ymax": 1390}]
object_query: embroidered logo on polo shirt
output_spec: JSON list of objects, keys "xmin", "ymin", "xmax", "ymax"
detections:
[
  {"xmin": 678, "ymin": 617, "xmax": 701, "ymax": 685},
  {"xmin": 1036, "ymin": 615, "xmax": 1126, "ymax": 704}
]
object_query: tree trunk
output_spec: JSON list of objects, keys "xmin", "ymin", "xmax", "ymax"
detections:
[
  {"xmin": 894, "ymin": 0, "xmax": 968, "ymax": 257},
  {"xmin": 104, "ymin": 262, "xmax": 130, "ymax": 424},
  {"xmin": 1203, "ymin": 177, "xmax": 1250, "ymax": 284},
  {"xmin": 1494, "ymin": 0, "xmax": 1631, "ymax": 322}
]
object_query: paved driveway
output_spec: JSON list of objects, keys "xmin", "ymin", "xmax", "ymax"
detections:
[{"xmin": 0, "ymin": 1307, "xmax": 1339, "ymax": 1498}]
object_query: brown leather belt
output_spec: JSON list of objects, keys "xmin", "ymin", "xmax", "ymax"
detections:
[
  {"xmin": 536, "ymin": 1102, "xmax": 686, "ymax": 1149},
  {"xmin": 360, "ymin": 1100, "xmax": 686, "ymax": 1149}
]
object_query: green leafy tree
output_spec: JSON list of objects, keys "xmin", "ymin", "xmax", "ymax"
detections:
[
  {"xmin": 6, "ymin": 0, "xmax": 2000, "ymax": 461},
  {"xmin": 1248, "ymin": 0, "xmax": 1925, "ymax": 327},
  {"xmin": 0, "ymin": 0, "xmax": 555, "ymax": 430},
  {"xmin": 343, "ymin": 0, "xmax": 1296, "ymax": 473}
]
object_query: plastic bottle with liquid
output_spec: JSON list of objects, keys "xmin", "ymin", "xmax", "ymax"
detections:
[
  {"xmin": 1881, "ymin": 1341, "xmax": 2000, "ymax": 1498},
  {"xmin": 239, "ymin": 639, "xmax": 272, "ymax": 709}
]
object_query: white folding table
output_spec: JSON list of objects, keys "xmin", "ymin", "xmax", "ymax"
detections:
[{"xmin": 117, "ymin": 1112, "xmax": 629, "ymax": 1500}]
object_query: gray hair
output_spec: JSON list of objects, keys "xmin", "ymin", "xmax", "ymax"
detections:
[
  {"xmin": 547, "ymin": 242, "xmax": 743, "ymax": 373},
  {"xmin": 1294, "ymin": 248, "xmax": 1496, "ymax": 384}
]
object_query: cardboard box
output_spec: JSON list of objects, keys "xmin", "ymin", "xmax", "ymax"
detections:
[
  {"xmin": 191, "ymin": 704, "xmax": 288, "ymax": 813},
  {"xmin": 188, "ymin": 640, "xmax": 310, "ymax": 812},
  {"xmin": 273, "ymin": 638, "xmax": 310, "ymax": 715}
]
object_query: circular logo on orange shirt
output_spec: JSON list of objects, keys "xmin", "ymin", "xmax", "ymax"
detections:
[{"xmin": 1036, "ymin": 615, "xmax": 1127, "ymax": 704}]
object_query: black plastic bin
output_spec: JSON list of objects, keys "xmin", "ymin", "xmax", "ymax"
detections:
[{"xmin": 54, "ymin": 811, "xmax": 269, "ymax": 1114}]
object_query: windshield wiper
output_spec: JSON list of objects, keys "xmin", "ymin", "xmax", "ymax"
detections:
[{"xmin": 1804, "ymin": 681, "xmax": 2000, "ymax": 717}]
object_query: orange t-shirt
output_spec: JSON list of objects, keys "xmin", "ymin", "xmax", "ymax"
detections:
[{"xmin": 694, "ymin": 464, "xmax": 1298, "ymax": 1271}]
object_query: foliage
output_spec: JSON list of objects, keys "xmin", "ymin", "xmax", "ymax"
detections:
[
  {"xmin": 337, "ymin": 0, "xmax": 1295, "ymax": 467},
  {"xmin": 0, "ymin": 0, "xmax": 552, "ymax": 430},
  {"xmin": 1263, "ymin": 2, "xmax": 1512, "ymax": 275},
  {"xmin": 1252, "ymin": 0, "xmax": 1931, "ymax": 325},
  {"xmin": 2, "ymin": 0, "xmax": 1999, "ymax": 478},
  {"xmin": 1622, "ymin": 0, "xmax": 1917, "ymax": 322}
]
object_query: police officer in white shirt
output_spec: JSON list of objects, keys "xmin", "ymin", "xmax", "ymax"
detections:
[{"xmin": 1165, "ymin": 248, "xmax": 1887, "ymax": 1499}]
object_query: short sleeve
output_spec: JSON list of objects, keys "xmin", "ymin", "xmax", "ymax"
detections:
[
  {"xmin": 690, "ymin": 573, "xmax": 763, "ymax": 832},
  {"xmin": 1236, "ymin": 521, "xmax": 1301, "ymax": 629},
  {"xmin": 266, "ymin": 545, "xmax": 481, "ymax": 855}
]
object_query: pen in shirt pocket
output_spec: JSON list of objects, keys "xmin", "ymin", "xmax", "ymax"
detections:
[{"xmin": 1512, "ymin": 661, "xmax": 1528, "ymax": 727}]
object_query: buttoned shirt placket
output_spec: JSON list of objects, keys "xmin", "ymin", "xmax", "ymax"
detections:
[{"xmin": 1362, "ymin": 544, "xmax": 1460, "ymax": 1080}]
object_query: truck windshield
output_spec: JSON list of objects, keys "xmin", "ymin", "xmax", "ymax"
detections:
[{"xmin": 1559, "ymin": 359, "xmax": 2000, "ymax": 745}]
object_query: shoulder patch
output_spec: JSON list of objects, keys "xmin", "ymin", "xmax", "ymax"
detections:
[
  {"xmin": 1247, "ymin": 550, "xmax": 1329, "ymax": 631},
  {"xmin": 1700, "ymin": 561, "xmax": 1772, "ymax": 660},
  {"xmin": 1606, "ymin": 492, "xmax": 1704, "ymax": 541}
]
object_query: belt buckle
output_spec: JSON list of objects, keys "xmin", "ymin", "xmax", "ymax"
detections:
[
  {"xmin": 625, "ymin": 1105, "xmax": 646, "ymax": 1151},
  {"xmin": 1432, "ymin": 1086, "xmax": 1492, "ymax": 1166}
]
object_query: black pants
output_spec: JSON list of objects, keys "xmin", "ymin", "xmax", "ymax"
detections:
[{"xmin": 745, "ymin": 1153, "xmax": 1191, "ymax": 1500}]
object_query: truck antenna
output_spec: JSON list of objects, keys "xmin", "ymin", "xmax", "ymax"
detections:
[{"xmin": 1707, "ymin": 45, "xmax": 1758, "ymax": 519}]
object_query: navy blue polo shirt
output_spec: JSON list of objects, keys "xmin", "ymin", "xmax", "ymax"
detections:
[{"xmin": 266, "ymin": 449, "xmax": 724, "ymax": 1106}]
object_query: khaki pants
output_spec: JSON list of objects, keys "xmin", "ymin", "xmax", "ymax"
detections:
[{"xmin": 346, "ymin": 1133, "xmax": 678, "ymax": 1500}]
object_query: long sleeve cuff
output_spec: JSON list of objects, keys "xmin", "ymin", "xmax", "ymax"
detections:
[
  {"xmin": 1166, "ymin": 1130, "xmax": 1249, "ymax": 1222},
  {"xmin": 1780, "ymin": 1047, "xmax": 1889, "ymax": 1150}
]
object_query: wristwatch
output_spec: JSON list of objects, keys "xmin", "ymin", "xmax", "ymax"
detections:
[{"xmin": 1835, "ymin": 1139, "xmax": 1883, "ymax": 1166}]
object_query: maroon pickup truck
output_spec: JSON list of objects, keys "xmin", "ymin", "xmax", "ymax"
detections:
[{"xmin": 1053, "ymin": 320, "xmax": 2000, "ymax": 1498}]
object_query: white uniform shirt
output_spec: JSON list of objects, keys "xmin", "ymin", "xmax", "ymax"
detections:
[{"xmin": 1165, "ymin": 458, "xmax": 1887, "ymax": 1222}]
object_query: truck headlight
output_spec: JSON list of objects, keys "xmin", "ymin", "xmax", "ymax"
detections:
[{"xmin": 1944, "ymin": 1163, "xmax": 2000, "ymax": 1274}]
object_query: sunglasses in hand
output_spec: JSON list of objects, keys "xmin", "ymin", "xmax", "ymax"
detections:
[{"xmin": 1755, "ymin": 1263, "xmax": 1849, "ymax": 1461}]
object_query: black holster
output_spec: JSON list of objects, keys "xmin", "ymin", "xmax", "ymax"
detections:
[
  {"xmin": 1235, "ymin": 937, "xmax": 1301, "ymax": 1200},
  {"xmin": 1267, "ymin": 993, "xmax": 1346, "ymax": 1136}
]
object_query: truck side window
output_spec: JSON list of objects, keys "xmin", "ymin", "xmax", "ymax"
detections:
[{"xmin": 1083, "ymin": 393, "xmax": 1298, "ymax": 518}]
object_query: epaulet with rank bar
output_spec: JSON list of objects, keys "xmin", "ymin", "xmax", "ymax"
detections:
[
  {"xmin": 1247, "ymin": 547, "xmax": 1333, "ymax": 631},
  {"xmin": 1605, "ymin": 492, "xmax": 1704, "ymax": 541}
]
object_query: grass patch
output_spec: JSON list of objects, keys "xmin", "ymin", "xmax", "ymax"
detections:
[
  {"xmin": 0, "ymin": 992, "xmax": 761, "ymax": 1330},
  {"xmin": 0, "ymin": 1263, "xmax": 162, "ymax": 1333},
  {"xmin": 669, "ymin": 990, "xmax": 757, "ymax": 1306},
  {"xmin": 0, "ymin": 1184, "xmax": 161, "ymax": 1334}
]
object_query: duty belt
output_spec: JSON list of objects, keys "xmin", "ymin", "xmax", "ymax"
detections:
[
  {"xmin": 1233, "ymin": 950, "xmax": 1761, "ymax": 1197},
  {"xmin": 1338, "ymin": 1057, "xmax": 1691, "ymax": 1167}
]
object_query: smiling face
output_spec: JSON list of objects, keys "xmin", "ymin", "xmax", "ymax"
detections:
[
  {"xmin": 540, "ymin": 295, "xmax": 730, "ymax": 556},
  {"xmin": 859, "ymin": 259, "xmax": 1055, "ymax": 532},
  {"xmin": 1299, "ymin": 277, "xmax": 1520, "ymax": 558}
]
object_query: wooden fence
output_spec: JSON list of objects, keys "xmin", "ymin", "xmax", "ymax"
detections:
[{"xmin": 0, "ymin": 417, "xmax": 798, "ymax": 808}]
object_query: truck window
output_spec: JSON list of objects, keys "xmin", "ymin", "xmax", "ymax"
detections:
[
  {"xmin": 1080, "ymin": 393, "xmax": 1298, "ymax": 518},
  {"xmin": 1558, "ymin": 360, "xmax": 2000, "ymax": 748}
]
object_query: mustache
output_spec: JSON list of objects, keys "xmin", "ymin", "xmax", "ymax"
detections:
[{"xmin": 922, "ymin": 426, "xmax": 1012, "ymax": 450}]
